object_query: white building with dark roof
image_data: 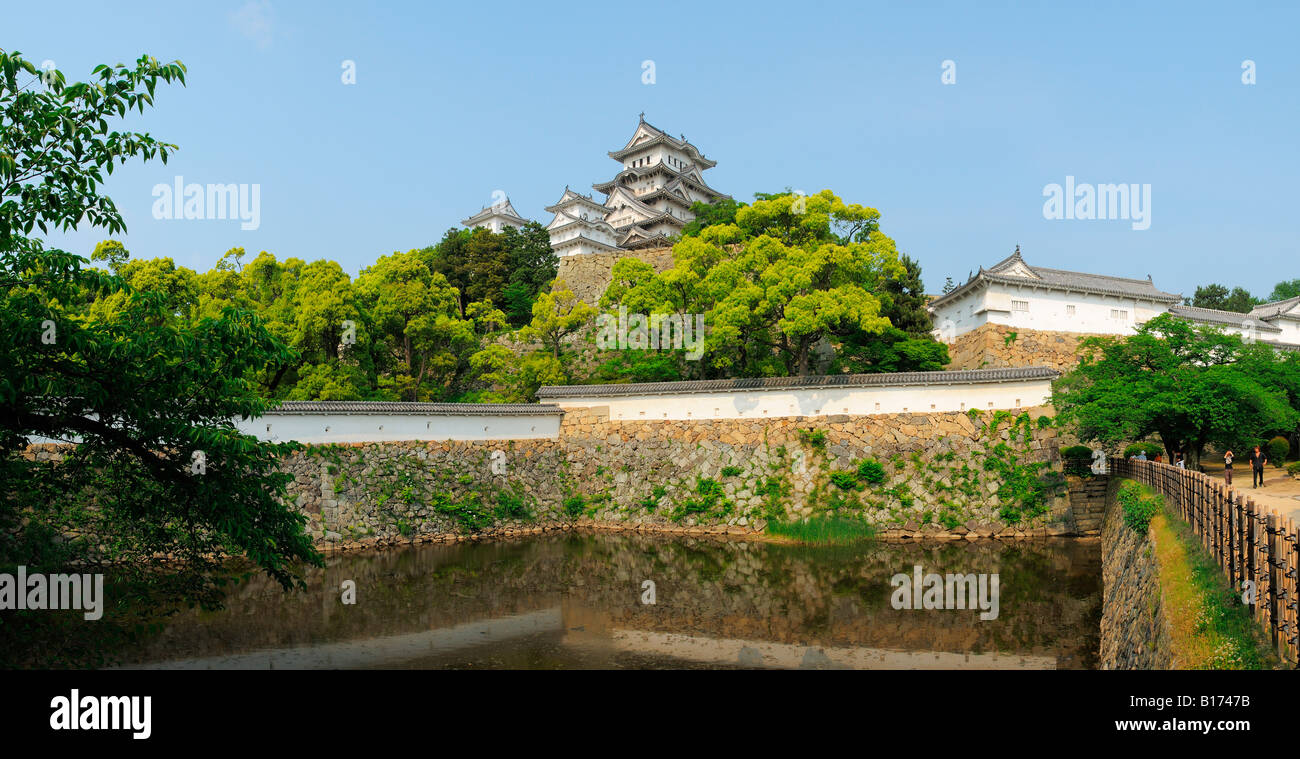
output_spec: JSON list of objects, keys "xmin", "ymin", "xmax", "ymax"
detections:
[
  {"xmin": 930, "ymin": 247, "xmax": 1300, "ymax": 348},
  {"xmin": 544, "ymin": 188, "xmax": 620, "ymax": 258},
  {"xmin": 547, "ymin": 115, "xmax": 729, "ymax": 257},
  {"xmin": 461, "ymin": 196, "xmax": 530, "ymax": 234},
  {"xmin": 1245, "ymin": 296, "xmax": 1300, "ymax": 345},
  {"xmin": 929, "ymin": 247, "xmax": 1181, "ymax": 339}
]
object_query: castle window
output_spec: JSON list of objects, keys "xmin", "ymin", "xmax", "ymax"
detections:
[
  {"xmin": 1011, "ymin": 300, "xmax": 1029, "ymax": 312},
  {"xmin": 1066, "ymin": 305, "xmax": 1076, "ymax": 316},
  {"xmin": 1110, "ymin": 309, "xmax": 1128, "ymax": 320}
]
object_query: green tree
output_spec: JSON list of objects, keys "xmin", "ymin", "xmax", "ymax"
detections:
[
  {"xmin": 0, "ymin": 50, "xmax": 322, "ymax": 644},
  {"xmin": 1054, "ymin": 314, "xmax": 1300, "ymax": 467},
  {"xmin": 519, "ymin": 281, "xmax": 595, "ymax": 371},
  {"xmin": 604, "ymin": 190, "xmax": 924, "ymax": 377},
  {"xmin": 89, "ymin": 239, "xmax": 129, "ymax": 273},
  {"xmin": 680, "ymin": 197, "xmax": 742, "ymax": 237},
  {"xmin": 1187, "ymin": 283, "xmax": 1259, "ymax": 313},
  {"xmin": 357, "ymin": 250, "xmax": 474, "ymax": 401},
  {"xmin": 500, "ymin": 222, "xmax": 558, "ymax": 326},
  {"xmin": 1268, "ymin": 278, "xmax": 1300, "ymax": 303}
]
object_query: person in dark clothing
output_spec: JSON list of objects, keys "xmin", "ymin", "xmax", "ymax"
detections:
[
  {"xmin": 1249, "ymin": 445, "xmax": 1268, "ymax": 488},
  {"xmin": 1224, "ymin": 449, "xmax": 1234, "ymax": 485}
]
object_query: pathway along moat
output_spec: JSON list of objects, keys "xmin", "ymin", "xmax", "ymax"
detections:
[{"xmin": 117, "ymin": 533, "xmax": 1101, "ymax": 670}]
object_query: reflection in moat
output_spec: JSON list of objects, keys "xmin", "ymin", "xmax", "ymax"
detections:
[{"xmin": 117, "ymin": 533, "xmax": 1101, "ymax": 669}]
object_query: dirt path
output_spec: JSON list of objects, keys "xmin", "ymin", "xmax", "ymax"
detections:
[{"xmin": 1200, "ymin": 466, "xmax": 1300, "ymax": 523}]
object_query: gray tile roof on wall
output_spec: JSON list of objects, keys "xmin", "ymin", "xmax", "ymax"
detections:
[
  {"xmin": 262, "ymin": 401, "xmax": 565, "ymax": 416},
  {"xmin": 928, "ymin": 250, "xmax": 1182, "ymax": 310},
  {"xmin": 537, "ymin": 368, "xmax": 1060, "ymax": 399},
  {"xmin": 1248, "ymin": 295, "xmax": 1300, "ymax": 321},
  {"xmin": 1168, "ymin": 304, "xmax": 1283, "ymax": 332}
]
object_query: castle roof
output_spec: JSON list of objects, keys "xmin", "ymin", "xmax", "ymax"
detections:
[
  {"xmin": 607, "ymin": 115, "xmax": 718, "ymax": 169},
  {"xmin": 1248, "ymin": 295, "xmax": 1300, "ymax": 321},
  {"xmin": 262, "ymin": 401, "xmax": 563, "ymax": 416},
  {"xmin": 1167, "ymin": 304, "xmax": 1283, "ymax": 332},
  {"xmin": 929, "ymin": 248, "xmax": 1183, "ymax": 310},
  {"xmin": 538, "ymin": 367, "xmax": 1061, "ymax": 399},
  {"xmin": 593, "ymin": 163, "xmax": 730, "ymax": 202},
  {"xmin": 544, "ymin": 187, "xmax": 607, "ymax": 214},
  {"xmin": 461, "ymin": 197, "xmax": 529, "ymax": 227}
]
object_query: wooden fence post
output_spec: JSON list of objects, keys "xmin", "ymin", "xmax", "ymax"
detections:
[
  {"xmin": 1246, "ymin": 500, "xmax": 1257, "ymax": 617},
  {"xmin": 1227, "ymin": 484, "xmax": 1236, "ymax": 586},
  {"xmin": 1268, "ymin": 511, "xmax": 1281, "ymax": 656}
]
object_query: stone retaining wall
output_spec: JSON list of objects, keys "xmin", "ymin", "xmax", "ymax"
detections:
[
  {"xmin": 283, "ymin": 404, "xmax": 1087, "ymax": 546},
  {"xmin": 21, "ymin": 405, "xmax": 1101, "ymax": 549},
  {"xmin": 1099, "ymin": 478, "xmax": 1174, "ymax": 669},
  {"xmin": 1066, "ymin": 474, "xmax": 1108, "ymax": 536},
  {"xmin": 947, "ymin": 323, "xmax": 1105, "ymax": 372},
  {"xmin": 555, "ymin": 246, "xmax": 674, "ymax": 306}
]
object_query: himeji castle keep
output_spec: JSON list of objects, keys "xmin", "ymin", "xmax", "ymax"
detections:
[{"xmin": 462, "ymin": 114, "xmax": 730, "ymax": 257}]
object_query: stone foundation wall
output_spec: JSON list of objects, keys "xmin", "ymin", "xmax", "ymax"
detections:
[
  {"xmin": 556, "ymin": 246, "xmax": 674, "ymax": 306},
  {"xmin": 279, "ymin": 404, "xmax": 1088, "ymax": 546},
  {"xmin": 1099, "ymin": 479, "xmax": 1174, "ymax": 669},
  {"xmin": 947, "ymin": 323, "xmax": 1105, "ymax": 372},
  {"xmin": 22, "ymin": 403, "xmax": 1102, "ymax": 548},
  {"xmin": 1066, "ymin": 474, "xmax": 1109, "ymax": 536}
]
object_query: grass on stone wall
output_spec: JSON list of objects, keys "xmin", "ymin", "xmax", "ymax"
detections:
[
  {"xmin": 1146, "ymin": 498, "xmax": 1278, "ymax": 669},
  {"xmin": 765, "ymin": 515, "xmax": 876, "ymax": 546}
]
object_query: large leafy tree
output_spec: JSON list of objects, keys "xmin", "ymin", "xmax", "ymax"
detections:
[
  {"xmin": 602, "ymin": 190, "xmax": 946, "ymax": 377},
  {"xmin": 1269, "ymin": 278, "xmax": 1300, "ymax": 303},
  {"xmin": 1054, "ymin": 314, "xmax": 1300, "ymax": 467},
  {"xmin": 1186, "ymin": 283, "xmax": 1259, "ymax": 313},
  {"xmin": 0, "ymin": 50, "xmax": 322, "ymax": 641},
  {"xmin": 499, "ymin": 222, "xmax": 559, "ymax": 326},
  {"xmin": 426, "ymin": 222, "xmax": 557, "ymax": 323},
  {"xmin": 356, "ymin": 250, "xmax": 476, "ymax": 400}
]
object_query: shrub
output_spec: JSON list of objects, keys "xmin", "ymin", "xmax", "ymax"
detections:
[
  {"xmin": 1267, "ymin": 436, "xmax": 1289, "ymax": 467},
  {"xmin": 829, "ymin": 471, "xmax": 858, "ymax": 490},
  {"xmin": 1062, "ymin": 445, "xmax": 1095, "ymax": 476},
  {"xmin": 434, "ymin": 493, "xmax": 493, "ymax": 533},
  {"xmin": 1123, "ymin": 442, "xmax": 1164, "ymax": 459},
  {"xmin": 638, "ymin": 484, "xmax": 668, "ymax": 510},
  {"xmin": 494, "ymin": 490, "xmax": 531, "ymax": 520},
  {"xmin": 799, "ymin": 429, "xmax": 827, "ymax": 450},
  {"xmin": 1061, "ymin": 445, "xmax": 1093, "ymax": 460},
  {"xmin": 1118, "ymin": 480, "xmax": 1162, "ymax": 535},
  {"xmin": 670, "ymin": 477, "xmax": 732, "ymax": 522},
  {"xmin": 1286, "ymin": 461, "xmax": 1300, "ymax": 478},
  {"xmin": 855, "ymin": 458, "xmax": 886, "ymax": 484},
  {"xmin": 562, "ymin": 494, "xmax": 586, "ymax": 519}
]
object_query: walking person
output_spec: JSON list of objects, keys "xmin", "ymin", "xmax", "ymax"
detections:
[
  {"xmin": 1249, "ymin": 445, "xmax": 1268, "ymax": 488},
  {"xmin": 1175, "ymin": 452, "xmax": 1186, "ymax": 469},
  {"xmin": 1224, "ymin": 449, "xmax": 1234, "ymax": 485}
]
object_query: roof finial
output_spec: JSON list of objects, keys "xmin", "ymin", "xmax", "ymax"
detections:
[
  {"xmin": 638, "ymin": 111, "xmax": 645, "ymax": 122},
  {"xmin": 1015, "ymin": 243, "xmax": 1020, "ymax": 256}
]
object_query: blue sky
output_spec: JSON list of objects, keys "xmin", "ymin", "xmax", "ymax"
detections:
[{"xmin": 8, "ymin": 0, "xmax": 1298, "ymax": 296}]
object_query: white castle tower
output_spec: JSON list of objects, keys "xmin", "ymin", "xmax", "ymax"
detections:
[
  {"xmin": 462, "ymin": 195, "xmax": 530, "ymax": 234},
  {"xmin": 546, "ymin": 115, "xmax": 729, "ymax": 256},
  {"xmin": 594, "ymin": 114, "xmax": 729, "ymax": 249},
  {"xmin": 544, "ymin": 187, "xmax": 620, "ymax": 257}
]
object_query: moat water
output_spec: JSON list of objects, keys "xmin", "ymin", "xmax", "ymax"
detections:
[{"xmin": 115, "ymin": 533, "xmax": 1102, "ymax": 669}]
